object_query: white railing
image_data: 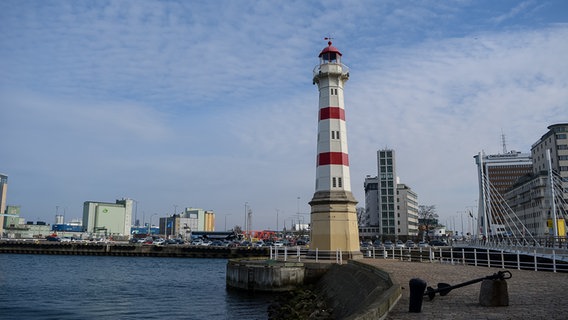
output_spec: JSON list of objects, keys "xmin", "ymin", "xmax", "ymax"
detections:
[
  {"xmin": 270, "ymin": 246, "xmax": 568, "ymax": 272},
  {"xmin": 269, "ymin": 246, "xmax": 344, "ymax": 264},
  {"xmin": 360, "ymin": 246, "xmax": 568, "ymax": 273}
]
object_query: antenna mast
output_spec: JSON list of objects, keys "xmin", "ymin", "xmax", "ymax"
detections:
[{"xmin": 501, "ymin": 131, "xmax": 507, "ymax": 154}]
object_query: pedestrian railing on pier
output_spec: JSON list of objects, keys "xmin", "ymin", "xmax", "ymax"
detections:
[
  {"xmin": 269, "ymin": 245, "xmax": 568, "ymax": 273},
  {"xmin": 359, "ymin": 246, "xmax": 568, "ymax": 273},
  {"xmin": 269, "ymin": 246, "xmax": 346, "ymax": 264}
]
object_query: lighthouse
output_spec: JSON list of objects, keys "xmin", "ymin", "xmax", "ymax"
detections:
[{"xmin": 308, "ymin": 40, "xmax": 362, "ymax": 260}]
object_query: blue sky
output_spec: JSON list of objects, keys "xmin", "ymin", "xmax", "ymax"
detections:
[{"xmin": 1, "ymin": 0, "xmax": 567, "ymax": 232}]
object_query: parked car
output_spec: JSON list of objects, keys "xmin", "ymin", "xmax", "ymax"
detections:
[
  {"xmin": 360, "ymin": 242, "xmax": 372, "ymax": 250},
  {"xmin": 227, "ymin": 241, "xmax": 240, "ymax": 247},
  {"xmin": 153, "ymin": 238, "xmax": 166, "ymax": 246},
  {"xmin": 405, "ymin": 240, "xmax": 415, "ymax": 248},
  {"xmin": 395, "ymin": 240, "xmax": 405, "ymax": 248},
  {"xmin": 199, "ymin": 240, "xmax": 212, "ymax": 246},
  {"xmin": 384, "ymin": 240, "xmax": 393, "ymax": 249},
  {"xmin": 46, "ymin": 235, "xmax": 60, "ymax": 242},
  {"xmin": 295, "ymin": 239, "xmax": 308, "ymax": 246},
  {"xmin": 429, "ymin": 240, "xmax": 448, "ymax": 247},
  {"xmin": 273, "ymin": 241, "xmax": 284, "ymax": 247},
  {"xmin": 418, "ymin": 241, "xmax": 429, "ymax": 248},
  {"xmin": 165, "ymin": 239, "xmax": 179, "ymax": 245},
  {"xmin": 210, "ymin": 240, "xmax": 224, "ymax": 247},
  {"xmin": 373, "ymin": 240, "xmax": 384, "ymax": 248}
]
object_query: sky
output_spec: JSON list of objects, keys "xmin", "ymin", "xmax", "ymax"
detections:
[{"xmin": 1, "ymin": 0, "xmax": 567, "ymax": 232}]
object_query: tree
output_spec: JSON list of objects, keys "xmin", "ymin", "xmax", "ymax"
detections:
[
  {"xmin": 356, "ymin": 206, "xmax": 368, "ymax": 226},
  {"xmin": 232, "ymin": 225, "xmax": 243, "ymax": 235},
  {"xmin": 418, "ymin": 205, "xmax": 438, "ymax": 240}
]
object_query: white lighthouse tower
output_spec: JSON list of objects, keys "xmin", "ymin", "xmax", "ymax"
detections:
[{"xmin": 308, "ymin": 40, "xmax": 362, "ymax": 260}]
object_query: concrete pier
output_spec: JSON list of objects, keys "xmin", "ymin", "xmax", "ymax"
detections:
[
  {"xmin": 0, "ymin": 240, "xmax": 269, "ymax": 258},
  {"xmin": 227, "ymin": 258, "xmax": 401, "ymax": 319}
]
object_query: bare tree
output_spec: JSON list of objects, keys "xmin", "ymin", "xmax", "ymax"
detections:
[
  {"xmin": 356, "ymin": 206, "xmax": 368, "ymax": 226},
  {"xmin": 418, "ymin": 205, "xmax": 438, "ymax": 240}
]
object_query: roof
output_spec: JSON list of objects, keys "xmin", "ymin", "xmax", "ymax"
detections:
[{"xmin": 319, "ymin": 41, "xmax": 342, "ymax": 57}]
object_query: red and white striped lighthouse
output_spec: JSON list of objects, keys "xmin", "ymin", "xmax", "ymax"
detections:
[{"xmin": 308, "ymin": 40, "xmax": 361, "ymax": 260}]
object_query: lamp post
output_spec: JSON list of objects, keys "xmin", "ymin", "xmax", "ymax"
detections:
[
  {"xmin": 224, "ymin": 214, "xmax": 231, "ymax": 231},
  {"xmin": 276, "ymin": 209, "xmax": 279, "ymax": 236},
  {"xmin": 150, "ymin": 213, "xmax": 157, "ymax": 235},
  {"xmin": 244, "ymin": 202, "xmax": 248, "ymax": 238}
]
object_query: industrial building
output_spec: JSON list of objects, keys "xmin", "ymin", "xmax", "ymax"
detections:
[
  {"xmin": 160, "ymin": 208, "xmax": 215, "ymax": 240},
  {"xmin": 83, "ymin": 198, "xmax": 133, "ymax": 238}
]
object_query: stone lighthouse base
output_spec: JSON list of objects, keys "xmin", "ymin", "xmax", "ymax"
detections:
[{"xmin": 307, "ymin": 190, "xmax": 363, "ymax": 260}]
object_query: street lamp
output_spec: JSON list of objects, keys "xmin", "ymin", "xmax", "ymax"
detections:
[
  {"xmin": 149, "ymin": 213, "xmax": 157, "ymax": 235},
  {"xmin": 224, "ymin": 214, "xmax": 231, "ymax": 231},
  {"xmin": 276, "ymin": 209, "xmax": 279, "ymax": 236},
  {"xmin": 244, "ymin": 202, "xmax": 248, "ymax": 237}
]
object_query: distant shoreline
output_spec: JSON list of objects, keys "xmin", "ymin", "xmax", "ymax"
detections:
[{"xmin": 0, "ymin": 240, "xmax": 269, "ymax": 259}]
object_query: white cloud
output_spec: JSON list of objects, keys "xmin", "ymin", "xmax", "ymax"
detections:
[{"xmin": 1, "ymin": 0, "xmax": 567, "ymax": 230}]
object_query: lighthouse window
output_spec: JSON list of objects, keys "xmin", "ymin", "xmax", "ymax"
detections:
[
  {"xmin": 338, "ymin": 177, "xmax": 342, "ymax": 188},
  {"xmin": 332, "ymin": 177, "xmax": 337, "ymax": 188},
  {"xmin": 330, "ymin": 88, "xmax": 338, "ymax": 95}
]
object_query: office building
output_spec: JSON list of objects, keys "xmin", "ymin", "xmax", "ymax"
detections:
[
  {"xmin": 504, "ymin": 123, "xmax": 568, "ymax": 237},
  {"xmin": 0, "ymin": 174, "xmax": 7, "ymax": 235},
  {"xmin": 397, "ymin": 183, "xmax": 419, "ymax": 236},
  {"xmin": 473, "ymin": 150, "xmax": 533, "ymax": 236},
  {"xmin": 364, "ymin": 150, "xmax": 419, "ymax": 238}
]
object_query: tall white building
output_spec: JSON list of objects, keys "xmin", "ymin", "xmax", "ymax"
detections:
[
  {"xmin": 364, "ymin": 150, "xmax": 418, "ymax": 238},
  {"xmin": 397, "ymin": 183, "xmax": 419, "ymax": 236}
]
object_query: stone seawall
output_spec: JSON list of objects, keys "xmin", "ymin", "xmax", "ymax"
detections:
[
  {"xmin": 226, "ymin": 259, "xmax": 306, "ymax": 292},
  {"xmin": 315, "ymin": 260, "xmax": 401, "ymax": 320},
  {"xmin": 0, "ymin": 241, "xmax": 269, "ymax": 258},
  {"xmin": 227, "ymin": 258, "xmax": 401, "ymax": 319}
]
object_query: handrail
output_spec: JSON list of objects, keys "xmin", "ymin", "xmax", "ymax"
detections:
[{"xmin": 270, "ymin": 245, "xmax": 568, "ymax": 273}]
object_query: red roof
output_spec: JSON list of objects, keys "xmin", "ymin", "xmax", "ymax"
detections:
[{"xmin": 319, "ymin": 41, "xmax": 342, "ymax": 57}]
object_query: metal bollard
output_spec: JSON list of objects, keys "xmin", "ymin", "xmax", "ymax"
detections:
[{"xmin": 409, "ymin": 278, "xmax": 427, "ymax": 313}]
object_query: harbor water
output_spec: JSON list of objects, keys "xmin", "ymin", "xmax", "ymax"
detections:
[{"xmin": 0, "ymin": 254, "xmax": 276, "ymax": 320}]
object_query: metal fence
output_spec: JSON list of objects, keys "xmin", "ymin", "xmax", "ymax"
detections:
[{"xmin": 270, "ymin": 245, "xmax": 568, "ymax": 273}]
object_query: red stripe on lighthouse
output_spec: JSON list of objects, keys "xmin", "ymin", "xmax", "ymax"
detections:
[
  {"xmin": 317, "ymin": 152, "xmax": 349, "ymax": 166},
  {"xmin": 319, "ymin": 107, "xmax": 345, "ymax": 120}
]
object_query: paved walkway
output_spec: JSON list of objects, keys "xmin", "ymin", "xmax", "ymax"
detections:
[{"xmin": 361, "ymin": 259, "xmax": 568, "ymax": 319}]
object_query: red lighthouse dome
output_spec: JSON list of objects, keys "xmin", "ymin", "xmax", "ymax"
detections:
[{"xmin": 319, "ymin": 41, "xmax": 342, "ymax": 62}]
